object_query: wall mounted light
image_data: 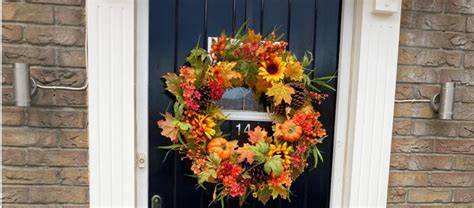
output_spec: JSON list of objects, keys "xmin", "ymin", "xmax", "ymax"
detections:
[
  {"xmin": 13, "ymin": 63, "xmax": 35, "ymax": 107},
  {"xmin": 12, "ymin": 62, "xmax": 88, "ymax": 107},
  {"xmin": 395, "ymin": 82, "xmax": 455, "ymax": 120},
  {"xmin": 430, "ymin": 82, "xmax": 455, "ymax": 120}
]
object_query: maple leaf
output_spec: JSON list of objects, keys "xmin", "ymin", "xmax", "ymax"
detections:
[
  {"xmin": 247, "ymin": 126, "xmax": 268, "ymax": 144},
  {"xmin": 285, "ymin": 61, "xmax": 304, "ymax": 81},
  {"xmin": 270, "ymin": 185, "xmax": 289, "ymax": 199},
  {"xmin": 235, "ymin": 144, "xmax": 255, "ymax": 163},
  {"xmin": 266, "ymin": 82, "xmax": 295, "ymax": 105},
  {"xmin": 219, "ymin": 62, "xmax": 242, "ymax": 88},
  {"xmin": 157, "ymin": 112, "xmax": 179, "ymax": 143},
  {"xmin": 162, "ymin": 73, "xmax": 183, "ymax": 101},
  {"xmin": 244, "ymin": 29, "xmax": 262, "ymax": 43},
  {"xmin": 254, "ymin": 76, "xmax": 272, "ymax": 95}
]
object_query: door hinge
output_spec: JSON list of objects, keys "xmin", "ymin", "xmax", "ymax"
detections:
[{"xmin": 137, "ymin": 153, "xmax": 146, "ymax": 169}]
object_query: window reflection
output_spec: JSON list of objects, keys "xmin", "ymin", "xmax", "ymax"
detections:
[{"xmin": 217, "ymin": 87, "xmax": 266, "ymax": 112}]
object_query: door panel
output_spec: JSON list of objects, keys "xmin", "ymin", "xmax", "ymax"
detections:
[{"xmin": 149, "ymin": 0, "xmax": 341, "ymax": 207}]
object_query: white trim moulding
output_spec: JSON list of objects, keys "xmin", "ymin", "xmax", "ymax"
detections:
[{"xmin": 87, "ymin": 0, "xmax": 136, "ymax": 207}]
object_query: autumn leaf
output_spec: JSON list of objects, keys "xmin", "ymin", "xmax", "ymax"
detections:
[
  {"xmin": 285, "ymin": 61, "xmax": 303, "ymax": 81},
  {"xmin": 247, "ymin": 126, "xmax": 268, "ymax": 144},
  {"xmin": 219, "ymin": 62, "xmax": 242, "ymax": 88},
  {"xmin": 157, "ymin": 112, "xmax": 179, "ymax": 143},
  {"xmin": 270, "ymin": 185, "xmax": 289, "ymax": 199},
  {"xmin": 163, "ymin": 73, "xmax": 180, "ymax": 94},
  {"xmin": 235, "ymin": 144, "xmax": 255, "ymax": 163},
  {"xmin": 162, "ymin": 73, "xmax": 183, "ymax": 102},
  {"xmin": 244, "ymin": 29, "xmax": 262, "ymax": 43},
  {"xmin": 254, "ymin": 76, "xmax": 272, "ymax": 94},
  {"xmin": 266, "ymin": 82, "xmax": 295, "ymax": 105}
]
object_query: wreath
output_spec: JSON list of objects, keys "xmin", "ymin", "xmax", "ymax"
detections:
[{"xmin": 157, "ymin": 28, "xmax": 334, "ymax": 206}]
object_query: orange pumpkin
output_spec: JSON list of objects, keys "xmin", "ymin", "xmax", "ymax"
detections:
[
  {"xmin": 207, "ymin": 138, "xmax": 233, "ymax": 160},
  {"xmin": 280, "ymin": 120, "xmax": 303, "ymax": 142}
]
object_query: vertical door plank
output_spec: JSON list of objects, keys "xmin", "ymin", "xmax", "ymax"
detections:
[
  {"xmin": 306, "ymin": 0, "xmax": 341, "ymax": 207},
  {"xmin": 207, "ymin": 0, "xmax": 233, "ymax": 37},
  {"xmin": 148, "ymin": 0, "xmax": 178, "ymax": 207},
  {"xmin": 174, "ymin": 0, "xmax": 206, "ymax": 207},
  {"xmin": 246, "ymin": 0, "xmax": 262, "ymax": 33},
  {"xmin": 288, "ymin": 0, "xmax": 315, "ymax": 60},
  {"xmin": 234, "ymin": 0, "xmax": 247, "ymax": 34},
  {"xmin": 262, "ymin": 0, "xmax": 288, "ymax": 39}
]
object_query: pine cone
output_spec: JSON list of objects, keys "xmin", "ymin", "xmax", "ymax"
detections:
[
  {"xmin": 265, "ymin": 95, "xmax": 288, "ymax": 115},
  {"xmin": 243, "ymin": 163, "xmax": 269, "ymax": 184},
  {"xmin": 274, "ymin": 102, "xmax": 289, "ymax": 115},
  {"xmin": 198, "ymin": 84, "xmax": 212, "ymax": 111},
  {"xmin": 289, "ymin": 82, "xmax": 306, "ymax": 110}
]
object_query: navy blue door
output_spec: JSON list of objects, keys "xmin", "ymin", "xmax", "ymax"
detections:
[{"xmin": 149, "ymin": 0, "xmax": 341, "ymax": 207}]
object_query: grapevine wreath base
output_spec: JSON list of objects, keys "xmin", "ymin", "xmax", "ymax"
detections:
[{"xmin": 157, "ymin": 28, "xmax": 334, "ymax": 206}]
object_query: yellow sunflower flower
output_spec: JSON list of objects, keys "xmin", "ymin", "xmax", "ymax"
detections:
[
  {"xmin": 268, "ymin": 142, "xmax": 293, "ymax": 166},
  {"xmin": 258, "ymin": 57, "xmax": 286, "ymax": 82}
]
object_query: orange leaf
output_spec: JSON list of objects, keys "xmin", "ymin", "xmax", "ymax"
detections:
[
  {"xmin": 236, "ymin": 144, "xmax": 255, "ymax": 164},
  {"xmin": 248, "ymin": 126, "xmax": 268, "ymax": 144},
  {"xmin": 157, "ymin": 112, "xmax": 179, "ymax": 143}
]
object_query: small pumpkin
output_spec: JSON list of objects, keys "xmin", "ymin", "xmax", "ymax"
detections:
[
  {"xmin": 280, "ymin": 120, "xmax": 303, "ymax": 142},
  {"xmin": 207, "ymin": 138, "xmax": 234, "ymax": 160}
]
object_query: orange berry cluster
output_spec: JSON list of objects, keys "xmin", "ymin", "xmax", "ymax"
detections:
[
  {"xmin": 259, "ymin": 41, "xmax": 288, "ymax": 63},
  {"xmin": 292, "ymin": 112, "xmax": 326, "ymax": 144},
  {"xmin": 210, "ymin": 37, "xmax": 227, "ymax": 60}
]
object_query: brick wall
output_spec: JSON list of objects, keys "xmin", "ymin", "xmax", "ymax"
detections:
[
  {"xmin": 388, "ymin": 0, "xmax": 474, "ymax": 207},
  {"xmin": 2, "ymin": 0, "xmax": 88, "ymax": 207}
]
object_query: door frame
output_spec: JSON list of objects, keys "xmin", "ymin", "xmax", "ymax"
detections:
[{"xmin": 87, "ymin": 0, "xmax": 402, "ymax": 207}]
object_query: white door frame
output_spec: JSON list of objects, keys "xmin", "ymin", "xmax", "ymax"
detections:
[{"xmin": 88, "ymin": 0, "xmax": 402, "ymax": 207}]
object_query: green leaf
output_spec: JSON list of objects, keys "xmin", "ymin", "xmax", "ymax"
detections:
[
  {"xmin": 158, "ymin": 144, "xmax": 182, "ymax": 150},
  {"xmin": 315, "ymin": 75, "xmax": 337, "ymax": 81},
  {"xmin": 311, "ymin": 146, "xmax": 324, "ymax": 168},
  {"xmin": 257, "ymin": 187, "xmax": 272, "ymax": 205},
  {"xmin": 314, "ymin": 80, "xmax": 336, "ymax": 91},
  {"xmin": 176, "ymin": 121, "xmax": 191, "ymax": 131},
  {"xmin": 233, "ymin": 21, "xmax": 248, "ymax": 39},
  {"xmin": 197, "ymin": 169, "xmax": 217, "ymax": 184},
  {"xmin": 302, "ymin": 51, "xmax": 313, "ymax": 67},
  {"xmin": 173, "ymin": 103, "xmax": 186, "ymax": 118},
  {"xmin": 264, "ymin": 155, "xmax": 283, "ymax": 176},
  {"xmin": 311, "ymin": 146, "xmax": 318, "ymax": 168},
  {"xmin": 251, "ymin": 142, "xmax": 269, "ymax": 163},
  {"xmin": 186, "ymin": 48, "xmax": 211, "ymax": 86},
  {"xmin": 207, "ymin": 153, "xmax": 222, "ymax": 168}
]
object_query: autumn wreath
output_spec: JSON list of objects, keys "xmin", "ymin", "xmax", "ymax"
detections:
[{"xmin": 157, "ymin": 28, "xmax": 334, "ymax": 206}]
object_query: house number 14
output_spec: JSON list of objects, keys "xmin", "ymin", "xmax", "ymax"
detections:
[{"xmin": 235, "ymin": 123, "xmax": 251, "ymax": 135}]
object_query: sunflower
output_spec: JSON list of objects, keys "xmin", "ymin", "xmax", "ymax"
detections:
[
  {"xmin": 258, "ymin": 57, "xmax": 286, "ymax": 82},
  {"xmin": 268, "ymin": 142, "xmax": 293, "ymax": 166}
]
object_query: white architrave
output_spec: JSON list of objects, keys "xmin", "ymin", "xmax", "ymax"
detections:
[
  {"xmin": 87, "ymin": 0, "xmax": 136, "ymax": 207},
  {"xmin": 336, "ymin": 0, "xmax": 402, "ymax": 207}
]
